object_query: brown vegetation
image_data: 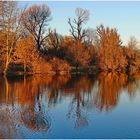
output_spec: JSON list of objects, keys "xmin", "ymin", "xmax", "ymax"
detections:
[
  {"xmin": 0, "ymin": 1, "xmax": 140, "ymax": 75},
  {"xmin": 97, "ymin": 25, "xmax": 127, "ymax": 72}
]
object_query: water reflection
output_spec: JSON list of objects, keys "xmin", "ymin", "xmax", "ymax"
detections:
[
  {"xmin": 0, "ymin": 73, "xmax": 140, "ymax": 138},
  {"xmin": 95, "ymin": 72, "xmax": 128, "ymax": 111}
]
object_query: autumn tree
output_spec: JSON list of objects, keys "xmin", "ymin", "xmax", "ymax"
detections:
[
  {"xmin": 67, "ymin": 8, "xmax": 96, "ymax": 68},
  {"xmin": 49, "ymin": 57, "xmax": 71, "ymax": 74},
  {"xmin": 12, "ymin": 36, "xmax": 52, "ymax": 74},
  {"xmin": 12, "ymin": 36, "xmax": 37, "ymax": 73},
  {"xmin": 0, "ymin": 1, "xmax": 22, "ymax": 75},
  {"xmin": 21, "ymin": 4, "xmax": 51, "ymax": 51},
  {"xmin": 61, "ymin": 36, "xmax": 94, "ymax": 68},
  {"xmin": 124, "ymin": 36, "xmax": 140, "ymax": 74},
  {"xmin": 0, "ymin": 32, "xmax": 5, "ymax": 73},
  {"xmin": 68, "ymin": 8, "xmax": 89, "ymax": 43},
  {"xmin": 97, "ymin": 25, "xmax": 127, "ymax": 72}
]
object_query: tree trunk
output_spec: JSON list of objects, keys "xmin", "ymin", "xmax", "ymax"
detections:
[
  {"xmin": 3, "ymin": 60, "xmax": 9, "ymax": 76},
  {"xmin": 24, "ymin": 60, "xmax": 26, "ymax": 74},
  {"xmin": 4, "ymin": 76, "xmax": 9, "ymax": 103}
]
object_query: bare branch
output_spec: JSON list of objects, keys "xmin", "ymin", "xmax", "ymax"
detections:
[
  {"xmin": 21, "ymin": 4, "xmax": 51, "ymax": 51},
  {"xmin": 68, "ymin": 8, "xmax": 89, "ymax": 42}
]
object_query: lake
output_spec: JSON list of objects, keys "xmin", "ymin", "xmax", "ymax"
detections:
[{"xmin": 0, "ymin": 72, "xmax": 140, "ymax": 139}]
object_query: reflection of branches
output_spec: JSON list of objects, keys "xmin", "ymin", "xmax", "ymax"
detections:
[
  {"xmin": 21, "ymin": 110, "xmax": 50, "ymax": 132},
  {"xmin": 47, "ymin": 75, "xmax": 71, "ymax": 106},
  {"xmin": 65, "ymin": 75, "xmax": 96, "ymax": 129},
  {"xmin": 126, "ymin": 74, "xmax": 140, "ymax": 99},
  {"xmin": 0, "ymin": 76, "xmax": 52, "ymax": 137},
  {"xmin": 67, "ymin": 98, "xmax": 88, "ymax": 129},
  {"xmin": 94, "ymin": 72, "xmax": 128, "ymax": 111},
  {"xmin": 0, "ymin": 106, "xmax": 23, "ymax": 139},
  {"xmin": 21, "ymin": 92, "xmax": 51, "ymax": 132},
  {"xmin": 1, "ymin": 73, "xmax": 140, "ymax": 137}
]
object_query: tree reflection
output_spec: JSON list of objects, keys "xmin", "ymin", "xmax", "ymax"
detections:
[
  {"xmin": 0, "ymin": 73, "xmax": 140, "ymax": 137},
  {"xmin": 46, "ymin": 75, "xmax": 71, "ymax": 106},
  {"xmin": 125, "ymin": 74, "xmax": 140, "ymax": 99},
  {"xmin": 0, "ymin": 105, "xmax": 23, "ymax": 138},
  {"xmin": 0, "ymin": 75, "xmax": 52, "ymax": 138},
  {"xmin": 63, "ymin": 75, "xmax": 95, "ymax": 128},
  {"xmin": 94, "ymin": 72, "xmax": 128, "ymax": 111}
]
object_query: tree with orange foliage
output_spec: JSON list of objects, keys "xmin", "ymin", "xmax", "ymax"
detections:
[
  {"xmin": 12, "ymin": 36, "xmax": 52, "ymax": 74},
  {"xmin": 49, "ymin": 57, "xmax": 71, "ymax": 74},
  {"xmin": 97, "ymin": 25, "xmax": 127, "ymax": 72},
  {"xmin": 0, "ymin": 1, "xmax": 23, "ymax": 75},
  {"xmin": 62, "ymin": 36, "xmax": 95, "ymax": 68},
  {"xmin": 124, "ymin": 36, "xmax": 140, "ymax": 74},
  {"xmin": 67, "ymin": 8, "xmax": 95, "ymax": 68}
]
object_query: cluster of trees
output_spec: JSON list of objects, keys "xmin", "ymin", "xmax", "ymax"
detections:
[{"xmin": 0, "ymin": 1, "xmax": 140, "ymax": 76}]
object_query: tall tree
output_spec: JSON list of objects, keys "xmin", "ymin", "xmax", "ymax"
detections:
[
  {"xmin": 68, "ymin": 8, "xmax": 89, "ymax": 43},
  {"xmin": 0, "ymin": 1, "xmax": 22, "ymax": 75},
  {"xmin": 21, "ymin": 4, "xmax": 51, "ymax": 51}
]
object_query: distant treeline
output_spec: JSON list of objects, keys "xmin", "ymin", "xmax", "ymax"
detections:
[{"xmin": 0, "ymin": 1, "xmax": 140, "ymax": 76}]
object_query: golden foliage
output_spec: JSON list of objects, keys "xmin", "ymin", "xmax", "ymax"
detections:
[
  {"xmin": 49, "ymin": 57, "xmax": 71, "ymax": 74},
  {"xmin": 13, "ymin": 36, "xmax": 52, "ymax": 74},
  {"xmin": 97, "ymin": 25, "xmax": 127, "ymax": 72},
  {"xmin": 94, "ymin": 72, "xmax": 128, "ymax": 111},
  {"xmin": 123, "ymin": 39, "xmax": 140, "ymax": 74},
  {"xmin": 62, "ymin": 37, "xmax": 94, "ymax": 67}
]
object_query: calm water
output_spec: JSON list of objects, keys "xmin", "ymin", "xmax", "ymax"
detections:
[{"xmin": 1, "ymin": 73, "xmax": 140, "ymax": 138}]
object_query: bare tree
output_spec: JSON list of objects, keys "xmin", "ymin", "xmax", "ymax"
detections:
[
  {"xmin": 85, "ymin": 28, "xmax": 95, "ymax": 44},
  {"xmin": 68, "ymin": 8, "xmax": 89, "ymax": 42},
  {"xmin": 85, "ymin": 27, "xmax": 100, "ymax": 47},
  {"xmin": 21, "ymin": 4, "xmax": 51, "ymax": 51},
  {"xmin": 127, "ymin": 36, "xmax": 139, "ymax": 49},
  {"xmin": 0, "ymin": 1, "xmax": 22, "ymax": 75}
]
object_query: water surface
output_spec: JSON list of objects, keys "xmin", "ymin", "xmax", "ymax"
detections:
[{"xmin": 0, "ymin": 73, "xmax": 140, "ymax": 138}]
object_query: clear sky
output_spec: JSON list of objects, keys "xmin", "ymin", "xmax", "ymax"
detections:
[{"xmin": 19, "ymin": 1, "xmax": 140, "ymax": 45}]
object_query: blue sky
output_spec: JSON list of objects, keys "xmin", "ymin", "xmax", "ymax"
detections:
[{"xmin": 19, "ymin": 1, "xmax": 140, "ymax": 45}]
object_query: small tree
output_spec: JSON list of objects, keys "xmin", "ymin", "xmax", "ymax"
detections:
[
  {"xmin": 62, "ymin": 37, "xmax": 94, "ymax": 68},
  {"xmin": 124, "ymin": 37, "xmax": 140, "ymax": 74}
]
